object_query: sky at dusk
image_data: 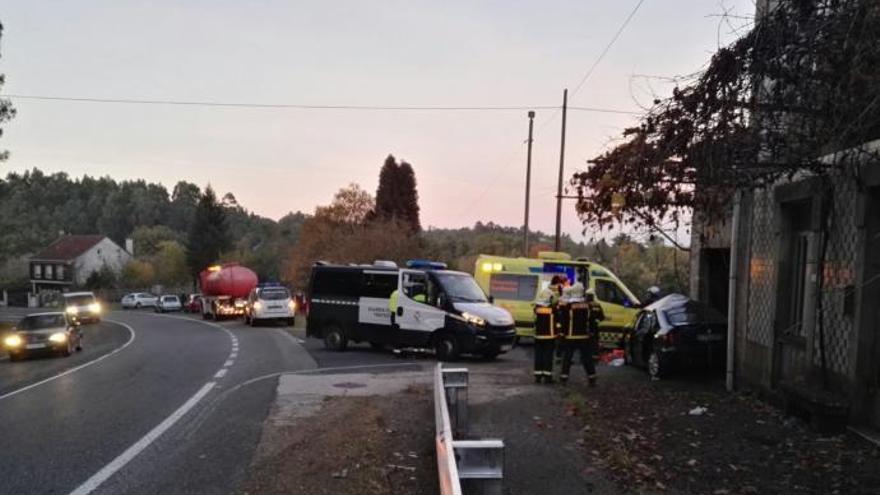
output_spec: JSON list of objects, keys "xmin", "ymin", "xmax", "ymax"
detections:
[{"xmin": 0, "ymin": 0, "xmax": 755, "ymax": 242}]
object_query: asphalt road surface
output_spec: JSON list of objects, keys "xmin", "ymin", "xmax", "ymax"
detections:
[{"xmin": 0, "ymin": 309, "xmax": 402, "ymax": 494}]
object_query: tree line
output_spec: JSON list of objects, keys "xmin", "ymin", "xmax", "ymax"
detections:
[{"xmin": 0, "ymin": 159, "xmax": 687, "ymax": 299}]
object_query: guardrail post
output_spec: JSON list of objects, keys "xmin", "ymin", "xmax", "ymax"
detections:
[
  {"xmin": 453, "ymin": 440, "xmax": 505, "ymax": 495},
  {"xmin": 435, "ymin": 364, "xmax": 503, "ymax": 495},
  {"xmin": 442, "ymin": 368, "xmax": 469, "ymax": 436}
]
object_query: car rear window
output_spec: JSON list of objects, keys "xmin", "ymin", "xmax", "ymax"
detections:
[
  {"xmin": 260, "ymin": 288, "xmax": 290, "ymax": 301},
  {"xmin": 162, "ymin": 296, "xmax": 179, "ymax": 302},
  {"xmin": 665, "ymin": 304, "xmax": 725, "ymax": 326}
]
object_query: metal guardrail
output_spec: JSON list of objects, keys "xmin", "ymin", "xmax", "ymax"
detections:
[{"xmin": 434, "ymin": 364, "xmax": 504, "ymax": 495}]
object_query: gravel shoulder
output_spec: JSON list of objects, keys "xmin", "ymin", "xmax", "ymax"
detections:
[{"xmin": 240, "ymin": 368, "xmax": 438, "ymax": 495}]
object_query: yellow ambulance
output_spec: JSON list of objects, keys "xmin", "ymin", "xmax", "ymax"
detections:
[{"xmin": 474, "ymin": 252, "xmax": 641, "ymax": 348}]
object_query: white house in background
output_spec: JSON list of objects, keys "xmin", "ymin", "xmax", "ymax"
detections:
[{"xmin": 29, "ymin": 235, "xmax": 132, "ymax": 294}]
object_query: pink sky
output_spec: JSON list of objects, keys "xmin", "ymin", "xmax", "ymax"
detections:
[{"xmin": 1, "ymin": 1, "xmax": 754, "ymax": 243}]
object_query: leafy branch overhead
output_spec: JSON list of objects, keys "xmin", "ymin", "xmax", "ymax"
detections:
[
  {"xmin": 571, "ymin": 0, "xmax": 880, "ymax": 231},
  {"xmin": 0, "ymin": 21, "xmax": 18, "ymax": 163}
]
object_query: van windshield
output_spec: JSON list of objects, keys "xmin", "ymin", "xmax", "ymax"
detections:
[{"xmin": 434, "ymin": 273, "xmax": 487, "ymax": 303}]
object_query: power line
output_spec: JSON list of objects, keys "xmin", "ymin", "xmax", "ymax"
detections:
[
  {"xmin": 0, "ymin": 93, "xmax": 638, "ymax": 114},
  {"xmin": 538, "ymin": 0, "xmax": 647, "ymax": 133},
  {"xmin": 570, "ymin": 0, "xmax": 646, "ymax": 100}
]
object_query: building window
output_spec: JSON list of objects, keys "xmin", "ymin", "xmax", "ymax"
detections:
[
  {"xmin": 45, "ymin": 264, "xmax": 54, "ymax": 280},
  {"xmin": 56, "ymin": 265, "xmax": 65, "ymax": 280},
  {"xmin": 33, "ymin": 264, "xmax": 42, "ymax": 279}
]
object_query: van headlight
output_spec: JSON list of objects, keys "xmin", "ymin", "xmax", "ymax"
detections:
[
  {"xmin": 288, "ymin": 300, "xmax": 296, "ymax": 312},
  {"xmin": 89, "ymin": 302, "xmax": 101, "ymax": 314},
  {"xmin": 66, "ymin": 306, "xmax": 79, "ymax": 315},
  {"xmin": 462, "ymin": 312, "xmax": 486, "ymax": 327},
  {"xmin": 4, "ymin": 335, "xmax": 22, "ymax": 347},
  {"xmin": 253, "ymin": 301, "xmax": 263, "ymax": 311},
  {"xmin": 49, "ymin": 332, "xmax": 68, "ymax": 343}
]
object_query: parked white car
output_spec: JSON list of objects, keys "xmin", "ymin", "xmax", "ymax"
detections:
[
  {"xmin": 155, "ymin": 295, "xmax": 182, "ymax": 313},
  {"xmin": 121, "ymin": 293, "xmax": 158, "ymax": 309}
]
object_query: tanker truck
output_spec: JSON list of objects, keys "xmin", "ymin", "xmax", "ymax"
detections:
[{"xmin": 199, "ymin": 263, "xmax": 258, "ymax": 320}]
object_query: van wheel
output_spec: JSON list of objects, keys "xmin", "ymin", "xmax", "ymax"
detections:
[
  {"xmin": 433, "ymin": 332, "xmax": 460, "ymax": 361},
  {"xmin": 323, "ymin": 325, "xmax": 348, "ymax": 351}
]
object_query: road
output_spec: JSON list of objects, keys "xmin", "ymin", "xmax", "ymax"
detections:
[{"xmin": 0, "ymin": 309, "xmax": 402, "ymax": 494}]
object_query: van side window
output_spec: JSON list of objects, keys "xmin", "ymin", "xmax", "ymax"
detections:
[
  {"xmin": 362, "ymin": 273, "xmax": 397, "ymax": 298},
  {"xmin": 595, "ymin": 279, "xmax": 632, "ymax": 307},
  {"xmin": 489, "ymin": 274, "xmax": 538, "ymax": 301},
  {"xmin": 402, "ymin": 272, "xmax": 430, "ymax": 304},
  {"xmin": 312, "ymin": 270, "xmax": 362, "ymax": 298}
]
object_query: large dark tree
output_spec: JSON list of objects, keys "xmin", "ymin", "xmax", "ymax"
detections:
[
  {"xmin": 374, "ymin": 154, "xmax": 421, "ymax": 231},
  {"xmin": 0, "ymin": 21, "xmax": 17, "ymax": 163},
  {"xmin": 187, "ymin": 185, "xmax": 229, "ymax": 279}
]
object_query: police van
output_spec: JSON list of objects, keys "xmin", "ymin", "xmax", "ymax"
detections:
[{"xmin": 305, "ymin": 260, "xmax": 516, "ymax": 360}]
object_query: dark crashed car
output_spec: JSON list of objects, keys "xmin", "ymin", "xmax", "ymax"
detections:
[{"xmin": 624, "ymin": 294, "xmax": 726, "ymax": 379}]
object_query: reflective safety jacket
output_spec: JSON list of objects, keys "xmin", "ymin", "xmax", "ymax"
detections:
[
  {"xmin": 562, "ymin": 301, "xmax": 590, "ymax": 339},
  {"xmin": 587, "ymin": 300, "xmax": 605, "ymax": 335},
  {"xmin": 534, "ymin": 305, "xmax": 557, "ymax": 339}
]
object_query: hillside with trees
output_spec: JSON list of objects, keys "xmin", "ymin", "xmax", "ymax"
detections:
[
  {"xmin": 0, "ymin": 158, "xmax": 687, "ymax": 297},
  {"xmin": 0, "ymin": 168, "xmax": 307, "ymax": 288}
]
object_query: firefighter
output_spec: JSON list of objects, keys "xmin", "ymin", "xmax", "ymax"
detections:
[
  {"xmin": 584, "ymin": 288, "xmax": 606, "ymax": 386},
  {"xmin": 559, "ymin": 282, "xmax": 592, "ymax": 385},
  {"xmin": 533, "ymin": 283, "xmax": 560, "ymax": 384}
]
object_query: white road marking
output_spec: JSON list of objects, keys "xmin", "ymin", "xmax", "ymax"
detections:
[
  {"xmin": 69, "ymin": 313, "xmax": 238, "ymax": 494},
  {"xmin": 230, "ymin": 352, "xmax": 238, "ymax": 359},
  {"xmin": 223, "ymin": 359, "xmax": 234, "ymax": 367},
  {"xmin": 0, "ymin": 319, "xmax": 136, "ymax": 402},
  {"xmin": 68, "ymin": 381, "xmax": 216, "ymax": 495}
]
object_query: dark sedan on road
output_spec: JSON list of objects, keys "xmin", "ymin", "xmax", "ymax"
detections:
[
  {"xmin": 3, "ymin": 312, "xmax": 83, "ymax": 361},
  {"xmin": 624, "ymin": 294, "xmax": 727, "ymax": 379}
]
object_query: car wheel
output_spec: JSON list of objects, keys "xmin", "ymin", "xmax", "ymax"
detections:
[
  {"xmin": 648, "ymin": 349, "xmax": 668, "ymax": 380},
  {"xmin": 433, "ymin": 332, "xmax": 460, "ymax": 361},
  {"xmin": 135, "ymin": 302, "xmax": 141, "ymax": 309},
  {"xmin": 323, "ymin": 325, "xmax": 348, "ymax": 351},
  {"xmin": 286, "ymin": 318, "xmax": 295, "ymax": 327}
]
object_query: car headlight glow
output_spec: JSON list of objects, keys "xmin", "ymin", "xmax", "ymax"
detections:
[
  {"xmin": 4, "ymin": 334, "xmax": 23, "ymax": 347},
  {"xmin": 66, "ymin": 306, "xmax": 79, "ymax": 315},
  {"xmin": 49, "ymin": 332, "xmax": 68, "ymax": 343},
  {"xmin": 288, "ymin": 300, "xmax": 296, "ymax": 311},
  {"xmin": 462, "ymin": 312, "xmax": 486, "ymax": 327},
  {"xmin": 89, "ymin": 302, "xmax": 101, "ymax": 313},
  {"xmin": 253, "ymin": 301, "xmax": 263, "ymax": 311}
]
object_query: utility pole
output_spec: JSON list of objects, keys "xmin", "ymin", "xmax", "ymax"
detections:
[
  {"xmin": 523, "ymin": 110, "xmax": 535, "ymax": 257},
  {"xmin": 554, "ymin": 89, "xmax": 568, "ymax": 251}
]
